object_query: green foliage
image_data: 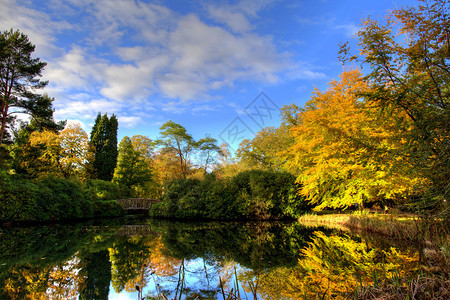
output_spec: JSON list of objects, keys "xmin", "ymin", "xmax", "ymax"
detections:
[
  {"xmin": 90, "ymin": 113, "xmax": 119, "ymax": 181},
  {"xmin": 150, "ymin": 170, "xmax": 311, "ymax": 220},
  {"xmin": 0, "ymin": 171, "xmax": 94, "ymax": 222},
  {"xmin": 38, "ymin": 175, "xmax": 93, "ymax": 219},
  {"xmin": 83, "ymin": 179, "xmax": 128, "ymax": 201},
  {"xmin": 113, "ymin": 136, "xmax": 153, "ymax": 197},
  {"xmin": 0, "ymin": 172, "xmax": 128, "ymax": 222}
]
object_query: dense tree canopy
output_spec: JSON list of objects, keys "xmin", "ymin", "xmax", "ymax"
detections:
[
  {"xmin": 343, "ymin": 0, "xmax": 449, "ymax": 210},
  {"xmin": 284, "ymin": 70, "xmax": 424, "ymax": 209}
]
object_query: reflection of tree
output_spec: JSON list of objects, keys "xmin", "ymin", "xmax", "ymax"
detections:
[
  {"xmin": 2, "ymin": 265, "xmax": 50, "ymax": 299},
  {"xmin": 79, "ymin": 250, "xmax": 111, "ymax": 300},
  {"xmin": 254, "ymin": 232, "xmax": 420, "ymax": 299},
  {"xmin": 149, "ymin": 237, "xmax": 181, "ymax": 277},
  {"xmin": 2, "ymin": 256, "xmax": 84, "ymax": 300},
  {"xmin": 109, "ymin": 237, "xmax": 152, "ymax": 293},
  {"xmin": 157, "ymin": 221, "xmax": 314, "ymax": 270},
  {"xmin": 2, "ymin": 220, "xmax": 424, "ymax": 300}
]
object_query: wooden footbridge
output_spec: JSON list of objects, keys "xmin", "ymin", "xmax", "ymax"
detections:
[{"xmin": 116, "ymin": 198, "xmax": 161, "ymax": 213}]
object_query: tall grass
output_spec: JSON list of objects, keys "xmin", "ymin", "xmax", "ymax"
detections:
[{"xmin": 348, "ymin": 274, "xmax": 450, "ymax": 300}]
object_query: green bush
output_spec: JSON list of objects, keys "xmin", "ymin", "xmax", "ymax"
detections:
[
  {"xmin": 93, "ymin": 200, "xmax": 124, "ymax": 218},
  {"xmin": 39, "ymin": 176, "xmax": 94, "ymax": 219},
  {"xmin": 149, "ymin": 170, "xmax": 312, "ymax": 220},
  {"xmin": 0, "ymin": 172, "xmax": 98, "ymax": 222},
  {"xmin": 83, "ymin": 179, "xmax": 128, "ymax": 201}
]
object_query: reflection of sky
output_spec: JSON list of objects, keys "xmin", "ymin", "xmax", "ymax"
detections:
[{"xmin": 109, "ymin": 258, "xmax": 254, "ymax": 299}]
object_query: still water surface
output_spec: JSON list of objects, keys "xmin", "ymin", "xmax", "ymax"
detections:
[{"xmin": 0, "ymin": 217, "xmax": 422, "ymax": 299}]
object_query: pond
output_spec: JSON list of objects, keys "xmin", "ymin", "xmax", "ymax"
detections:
[{"xmin": 0, "ymin": 217, "xmax": 426, "ymax": 299}]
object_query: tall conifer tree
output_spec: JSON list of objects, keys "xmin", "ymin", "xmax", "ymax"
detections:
[{"xmin": 90, "ymin": 113, "xmax": 118, "ymax": 181}]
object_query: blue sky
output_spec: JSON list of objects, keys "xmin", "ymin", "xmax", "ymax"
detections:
[{"xmin": 1, "ymin": 0, "xmax": 418, "ymax": 151}]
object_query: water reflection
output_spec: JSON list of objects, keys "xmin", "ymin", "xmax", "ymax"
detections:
[{"xmin": 0, "ymin": 219, "xmax": 421, "ymax": 299}]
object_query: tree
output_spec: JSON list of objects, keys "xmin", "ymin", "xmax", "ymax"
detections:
[
  {"xmin": 285, "ymin": 70, "xmax": 424, "ymax": 210},
  {"xmin": 24, "ymin": 129, "xmax": 62, "ymax": 178},
  {"xmin": 10, "ymin": 116, "xmax": 65, "ymax": 177},
  {"xmin": 342, "ymin": 0, "xmax": 449, "ymax": 211},
  {"xmin": 59, "ymin": 123, "xmax": 93, "ymax": 180},
  {"xmin": 113, "ymin": 135, "xmax": 153, "ymax": 196},
  {"xmin": 195, "ymin": 136, "xmax": 221, "ymax": 172},
  {"xmin": 0, "ymin": 29, "xmax": 54, "ymax": 146},
  {"xmin": 236, "ymin": 127, "xmax": 288, "ymax": 171},
  {"xmin": 152, "ymin": 148, "xmax": 182, "ymax": 196},
  {"xmin": 90, "ymin": 113, "xmax": 118, "ymax": 181},
  {"xmin": 157, "ymin": 121, "xmax": 195, "ymax": 179}
]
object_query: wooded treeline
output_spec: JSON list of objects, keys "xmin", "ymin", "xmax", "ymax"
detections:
[{"xmin": 0, "ymin": 0, "xmax": 448, "ymax": 222}]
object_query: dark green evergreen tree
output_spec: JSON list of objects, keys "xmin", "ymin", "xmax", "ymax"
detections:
[
  {"xmin": 90, "ymin": 113, "xmax": 118, "ymax": 181},
  {"xmin": 0, "ymin": 29, "xmax": 56, "ymax": 146}
]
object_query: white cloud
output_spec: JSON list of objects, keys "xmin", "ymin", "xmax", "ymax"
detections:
[
  {"xmin": 38, "ymin": 0, "xmax": 288, "ymax": 103},
  {"xmin": 118, "ymin": 116, "xmax": 142, "ymax": 128},
  {"xmin": 288, "ymin": 69, "xmax": 327, "ymax": 80},
  {"xmin": 207, "ymin": 7, "xmax": 252, "ymax": 33},
  {"xmin": 100, "ymin": 54, "xmax": 170, "ymax": 101},
  {"xmin": 53, "ymin": 98, "xmax": 124, "ymax": 121},
  {"xmin": 160, "ymin": 15, "xmax": 287, "ymax": 99},
  {"xmin": 0, "ymin": 0, "xmax": 71, "ymax": 57},
  {"xmin": 44, "ymin": 47, "xmax": 105, "ymax": 90},
  {"xmin": 335, "ymin": 23, "xmax": 360, "ymax": 38},
  {"xmin": 205, "ymin": 0, "xmax": 276, "ymax": 33},
  {"xmin": 2, "ymin": 0, "xmax": 298, "ymax": 124}
]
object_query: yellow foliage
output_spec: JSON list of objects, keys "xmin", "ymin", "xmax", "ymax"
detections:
[
  {"xmin": 254, "ymin": 232, "xmax": 419, "ymax": 299},
  {"xmin": 59, "ymin": 123, "xmax": 93, "ymax": 180},
  {"xmin": 283, "ymin": 69, "xmax": 426, "ymax": 209}
]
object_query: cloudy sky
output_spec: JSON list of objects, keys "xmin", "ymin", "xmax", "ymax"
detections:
[{"xmin": 1, "ymin": 0, "xmax": 418, "ymax": 151}]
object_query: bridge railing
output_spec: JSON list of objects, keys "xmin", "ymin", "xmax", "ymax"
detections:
[{"xmin": 116, "ymin": 198, "xmax": 161, "ymax": 210}]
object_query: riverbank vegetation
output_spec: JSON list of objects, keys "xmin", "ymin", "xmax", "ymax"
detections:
[
  {"xmin": 1, "ymin": 0, "xmax": 448, "ymax": 228},
  {"xmin": 150, "ymin": 170, "xmax": 312, "ymax": 220}
]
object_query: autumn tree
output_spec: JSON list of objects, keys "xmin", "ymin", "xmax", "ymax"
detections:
[
  {"xmin": 59, "ymin": 123, "xmax": 93, "ymax": 180},
  {"xmin": 90, "ymin": 113, "xmax": 118, "ymax": 181},
  {"xmin": 16, "ymin": 128, "xmax": 62, "ymax": 178},
  {"xmin": 151, "ymin": 148, "xmax": 182, "ymax": 196},
  {"xmin": 156, "ymin": 121, "xmax": 195, "ymax": 179},
  {"xmin": 285, "ymin": 70, "xmax": 424, "ymax": 210},
  {"xmin": 342, "ymin": 0, "xmax": 449, "ymax": 211}
]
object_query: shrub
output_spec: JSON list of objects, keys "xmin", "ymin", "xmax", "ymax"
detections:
[
  {"xmin": 93, "ymin": 200, "xmax": 124, "ymax": 218},
  {"xmin": 0, "ymin": 172, "xmax": 96, "ymax": 222},
  {"xmin": 83, "ymin": 179, "xmax": 128, "ymax": 201},
  {"xmin": 149, "ymin": 170, "xmax": 311, "ymax": 220}
]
